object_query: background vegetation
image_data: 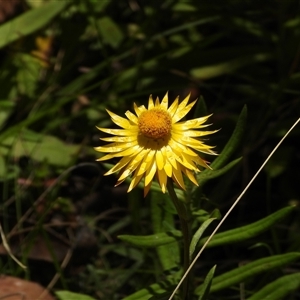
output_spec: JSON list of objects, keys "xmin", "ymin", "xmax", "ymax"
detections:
[{"xmin": 0, "ymin": 0, "xmax": 299, "ymax": 299}]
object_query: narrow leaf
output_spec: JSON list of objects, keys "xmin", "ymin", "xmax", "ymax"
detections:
[
  {"xmin": 55, "ymin": 291, "xmax": 96, "ymax": 300},
  {"xmin": 190, "ymin": 218, "xmax": 216, "ymax": 259},
  {"xmin": 119, "ymin": 206, "xmax": 295, "ymax": 249},
  {"xmin": 198, "ymin": 206, "xmax": 295, "ymax": 248},
  {"xmin": 197, "ymin": 265, "xmax": 217, "ymax": 300},
  {"xmin": 211, "ymin": 106, "xmax": 247, "ymax": 169},
  {"xmin": 118, "ymin": 230, "xmax": 181, "ymax": 248},
  {"xmin": 195, "ymin": 252, "xmax": 300, "ymax": 294},
  {"xmin": 0, "ymin": 1, "xmax": 68, "ymax": 49},
  {"xmin": 191, "ymin": 54, "xmax": 271, "ymax": 79},
  {"xmin": 197, "ymin": 157, "xmax": 242, "ymax": 186},
  {"xmin": 123, "ymin": 273, "xmax": 180, "ymax": 300},
  {"xmin": 248, "ymin": 272, "xmax": 300, "ymax": 300}
]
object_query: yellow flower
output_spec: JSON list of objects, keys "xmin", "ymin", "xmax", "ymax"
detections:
[{"xmin": 95, "ymin": 93, "xmax": 217, "ymax": 196}]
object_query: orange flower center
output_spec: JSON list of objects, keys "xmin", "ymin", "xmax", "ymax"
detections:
[{"xmin": 138, "ymin": 109, "xmax": 172, "ymax": 139}]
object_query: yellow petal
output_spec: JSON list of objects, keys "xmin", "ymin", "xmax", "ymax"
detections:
[
  {"xmin": 105, "ymin": 156, "xmax": 132, "ymax": 175},
  {"xmin": 172, "ymin": 115, "xmax": 211, "ymax": 130},
  {"xmin": 148, "ymin": 95, "xmax": 154, "ymax": 110},
  {"xmin": 115, "ymin": 177, "xmax": 126, "ymax": 187},
  {"xmin": 106, "ymin": 110, "xmax": 132, "ymax": 128},
  {"xmin": 168, "ymin": 96, "xmax": 179, "ymax": 117},
  {"xmin": 174, "ymin": 93, "xmax": 190, "ymax": 115},
  {"xmin": 160, "ymin": 92, "xmax": 168, "ymax": 110},
  {"xmin": 136, "ymin": 150, "xmax": 155, "ymax": 176},
  {"xmin": 172, "ymin": 161, "xmax": 186, "ymax": 190},
  {"xmin": 155, "ymin": 96, "xmax": 160, "ymax": 107},
  {"xmin": 125, "ymin": 110, "xmax": 138, "ymax": 124},
  {"xmin": 134, "ymin": 103, "xmax": 146, "ymax": 117},
  {"xmin": 96, "ymin": 153, "xmax": 116, "ymax": 161},
  {"xmin": 175, "ymin": 129, "xmax": 218, "ymax": 137},
  {"xmin": 155, "ymin": 150, "xmax": 165, "ymax": 170},
  {"xmin": 165, "ymin": 145, "xmax": 181, "ymax": 169},
  {"xmin": 144, "ymin": 160, "xmax": 157, "ymax": 187},
  {"xmin": 184, "ymin": 169, "xmax": 199, "ymax": 186},
  {"xmin": 97, "ymin": 145, "xmax": 141, "ymax": 160},
  {"xmin": 94, "ymin": 143, "xmax": 129, "ymax": 153},
  {"xmin": 190, "ymin": 145, "xmax": 217, "ymax": 155},
  {"xmin": 161, "ymin": 147, "xmax": 172, "ymax": 176},
  {"xmin": 167, "ymin": 139, "xmax": 183, "ymax": 153},
  {"xmin": 172, "ymin": 100, "xmax": 196, "ymax": 123},
  {"xmin": 180, "ymin": 152, "xmax": 198, "ymax": 170},
  {"xmin": 157, "ymin": 169, "xmax": 167, "ymax": 193},
  {"xmin": 195, "ymin": 157, "xmax": 211, "ymax": 169},
  {"xmin": 97, "ymin": 127, "xmax": 137, "ymax": 136},
  {"xmin": 164, "ymin": 160, "xmax": 173, "ymax": 177},
  {"xmin": 100, "ymin": 135, "xmax": 137, "ymax": 142},
  {"xmin": 117, "ymin": 155, "xmax": 143, "ymax": 181},
  {"xmin": 130, "ymin": 148, "xmax": 151, "ymax": 166},
  {"xmin": 182, "ymin": 145, "xmax": 199, "ymax": 157},
  {"xmin": 125, "ymin": 155, "xmax": 146, "ymax": 175},
  {"xmin": 118, "ymin": 168, "xmax": 133, "ymax": 181},
  {"xmin": 172, "ymin": 134, "xmax": 206, "ymax": 148},
  {"xmin": 115, "ymin": 145, "xmax": 142, "ymax": 157},
  {"xmin": 144, "ymin": 181, "xmax": 152, "ymax": 197},
  {"xmin": 127, "ymin": 172, "xmax": 144, "ymax": 193}
]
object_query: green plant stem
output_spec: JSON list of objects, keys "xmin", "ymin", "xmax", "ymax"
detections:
[{"xmin": 167, "ymin": 180, "xmax": 191, "ymax": 299}]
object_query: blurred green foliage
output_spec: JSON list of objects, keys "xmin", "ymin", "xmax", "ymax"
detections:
[{"xmin": 0, "ymin": 0, "xmax": 299, "ymax": 299}]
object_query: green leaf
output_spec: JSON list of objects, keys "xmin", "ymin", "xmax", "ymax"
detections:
[
  {"xmin": 172, "ymin": 3, "xmax": 197, "ymax": 12},
  {"xmin": 197, "ymin": 157, "xmax": 242, "ymax": 186},
  {"xmin": 198, "ymin": 206, "xmax": 295, "ymax": 248},
  {"xmin": 197, "ymin": 265, "xmax": 217, "ymax": 300},
  {"xmin": 97, "ymin": 16, "xmax": 124, "ymax": 48},
  {"xmin": 195, "ymin": 252, "xmax": 300, "ymax": 294},
  {"xmin": 190, "ymin": 54, "xmax": 271, "ymax": 79},
  {"xmin": 118, "ymin": 230, "xmax": 181, "ymax": 248},
  {"xmin": 193, "ymin": 208, "xmax": 221, "ymax": 223},
  {"xmin": 0, "ymin": 130, "xmax": 80, "ymax": 167},
  {"xmin": 232, "ymin": 17, "xmax": 278, "ymax": 41},
  {"xmin": 151, "ymin": 192, "xmax": 180, "ymax": 271},
  {"xmin": 190, "ymin": 218, "xmax": 216, "ymax": 259},
  {"xmin": 285, "ymin": 16, "xmax": 300, "ymax": 28},
  {"xmin": 0, "ymin": 156, "xmax": 6, "ymax": 178},
  {"xmin": 0, "ymin": 100, "xmax": 15, "ymax": 129},
  {"xmin": 248, "ymin": 272, "xmax": 300, "ymax": 300},
  {"xmin": 151, "ymin": 16, "xmax": 220, "ymax": 41},
  {"xmin": 119, "ymin": 206, "xmax": 295, "ymax": 249},
  {"xmin": 123, "ymin": 273, "xmax": 180, "ymax": 300},
  {"xmin": 118, "ymin": 206, "xmax": 295, "ymax": 248},
  {"xmin": 14, "ymin": 53, "xmax": 41, "ymax": 97},
  {"xmin": 0, "ymin": 1, "xmax": 68, "ymax": 49},
  {"xmin": 55, "ymin": 291, "xmax": 96, "ymax": 300},
  {"xmin": 211, "ymin": 106, "xmax": 247, "ymax": 170},
  {"xmin": 106, "ymin": 246, "xmax": 145, "ymax": 293}
]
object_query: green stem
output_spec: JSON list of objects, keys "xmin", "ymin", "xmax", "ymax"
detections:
[{"xmin": 167, "ymin": 180, "xmax": 191, "ymax": 299}]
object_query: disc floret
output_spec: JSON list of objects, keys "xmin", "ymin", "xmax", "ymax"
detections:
[{"xmin": 138, "ymin": 109, "xmax": 172, "ymax": 139}]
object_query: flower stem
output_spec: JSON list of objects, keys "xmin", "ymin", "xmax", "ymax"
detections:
[{"xmin": 167, "ymin": 180, "xmax": 191, "ymax": 299}]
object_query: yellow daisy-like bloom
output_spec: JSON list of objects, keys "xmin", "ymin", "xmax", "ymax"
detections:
[{"xmin": 95, "ymin": 93, "xmax": 217, "ymax": 196}]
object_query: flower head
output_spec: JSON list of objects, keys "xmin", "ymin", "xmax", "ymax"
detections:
[{"xmin": 95, "ymin": 93, "xmax": 217, "ymax": 196}]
